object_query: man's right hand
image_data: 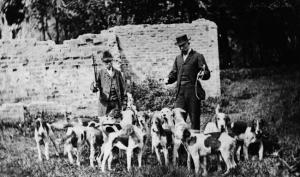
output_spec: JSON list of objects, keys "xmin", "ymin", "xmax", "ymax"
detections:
[{"xmin": 90, "ymin": 82, "xmax": 98, "ymax": 92}]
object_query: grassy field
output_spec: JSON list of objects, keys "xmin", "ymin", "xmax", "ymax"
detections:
[{"xmin": 1, "ymin": 67, "xmax": 300, "ymax": 177}]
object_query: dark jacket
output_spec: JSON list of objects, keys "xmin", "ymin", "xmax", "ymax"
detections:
[
  {"xmin": 95, "ymin": 67, "xmax": 126, "ymax": 116},
  {"xmin": 167, "ymin": 49, "xmax": 210, "ymax": 100}
]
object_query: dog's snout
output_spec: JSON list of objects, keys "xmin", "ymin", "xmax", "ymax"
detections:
[{"xmin": 220, "ymin": 125, "xmax": 225, "ymax": 132}]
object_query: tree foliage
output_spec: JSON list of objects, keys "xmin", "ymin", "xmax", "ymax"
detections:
[{"xmin": 1, "ymin": 0, "xmax": 300, "ymax": 68}]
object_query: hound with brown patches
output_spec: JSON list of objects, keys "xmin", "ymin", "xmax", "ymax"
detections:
[
  {"xmin": 229, "ymin": 119, "xmax": 265, "ymax": 161},
  {"xmin": 203, "ymin": 104, "xmax": 230, "ymax": 134},
  {"xmin": 126, "ymin": 92, "xmax": 137, "ymax": 113},
  {"xmin": 151, "ymin": 114, "xmax": 173, "ymax": 166},
  {"xmin": 34, "ymin": 112, "xmax": 60, "ymax": 161},
  {"xmin": 159, "ymin": 107, "xmax": 175, "ymax": 130},
  {"xmin": 61, "ymin": 124, "xmax": 104, "ymax": 167},
  {"xmin": 171, "ymin": 107, "xmax": 190, "ymax": 166},
  {"xmin": 136, "ymin": 111, "xmax": 151, "ymax": 133},
  {"xmin": 181, "ymin": 128, "xmax": 236, "ymax": 176},
  {"xmin": 120, "ymin": 109, "xmax": 136, "ymax": 128},
  {"xmin": 99, "ymin": 124, "xmax": 147, "ymax": 172}
]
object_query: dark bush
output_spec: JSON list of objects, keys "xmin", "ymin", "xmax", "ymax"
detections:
[{"xmin": 131, "ymin": 77, "xmax": 176, "ymax": 111}]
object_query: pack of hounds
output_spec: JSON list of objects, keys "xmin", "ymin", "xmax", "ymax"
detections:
[{"xmin": 34, "ymin": 93, "xmax": 270, "ymax": 176}]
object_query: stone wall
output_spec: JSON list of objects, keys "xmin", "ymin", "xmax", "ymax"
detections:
[
  {"xmin": 0, "ymin": 19, "xmax": 220, "ymax": 120},
  {"xmin": 112, "ymin": 18, "xmax": 220, "ymax": 98}
]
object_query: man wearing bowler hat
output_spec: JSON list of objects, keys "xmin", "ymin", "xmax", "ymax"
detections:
[
  {"xmin": 91, "ymin": 50, "xmax": 127, "ymax": 117},
  {"xmin": 166, "ymin": 34, "xmax": 210, "ymax": 131}
]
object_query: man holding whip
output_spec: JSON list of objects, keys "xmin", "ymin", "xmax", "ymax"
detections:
[{"xmin": 165, "ymin": 34, "xmax": 210, "ymax": 131}]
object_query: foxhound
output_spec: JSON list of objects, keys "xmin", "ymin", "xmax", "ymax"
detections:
[{"xmin": 99, "ymin": 124, "xmax": 147, "ymax": 172}]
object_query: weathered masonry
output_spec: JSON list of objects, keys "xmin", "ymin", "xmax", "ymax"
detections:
[{"xmin": 0, "ymin": 19, "xmax": 220, "ymax": 120}]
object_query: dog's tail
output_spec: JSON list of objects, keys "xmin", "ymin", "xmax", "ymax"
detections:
[{"xmin": 215, "ymin": 104, "xmax": 220, "ymax": 115}]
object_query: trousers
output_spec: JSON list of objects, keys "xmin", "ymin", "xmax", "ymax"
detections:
[{"xmin": 175, "ymin": 85, "xmax": 201, "ymax": 130}]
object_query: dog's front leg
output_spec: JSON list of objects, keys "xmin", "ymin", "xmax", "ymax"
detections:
[
  {"xmin": 36, "ymin": 140, "xmax": 43, "ymax": 161},
  {"xmin": 151, "ymin": 139, "xmax": 155, "ymax": 154},
  {"xmin": 243, "ymin": 144, "xmax": 249, "ymax": 160},
  {"xmin": 187, "ymin": 152, "xmax": 191, "ymax": 171},
  {"xmin": 65, "ymin": 144, "xmax": 74, "ymax": 164},
  {"xmin": 108, "ymin": 152, "xmax": 113, "ymax": 170},
  {"xmin": 90, "ymin": 143, "xmax": 95, "ymax": 167},
  {"xmin": 201, "ymin": 156, "xmax": 208, "ymax": 176},
  {"xmin": 172, "ymin": 142, "xmax": 180, "ymax": 165},
  {"xmin": 220, "ymin": 150, "xmax": 231, "ymax": 174},
  {"xmin": 190, "ymin": 151, "xmax": 200, "ymax": 175},
  {"xmin": 76, "ymin": 145, "xmax": 82, "ymax": 166},
  {"xmin": 45, "ymin": 141, "xmax": 50, "ymax": 160},
  {"xmin": 155, "ymin": 147, "xmax": 162, "ymax": 165},
  {"xmin": 98, "ymin": 144, "xmax": 107, "ymax": 166},
  {"xmin": 236, "ymin": 145, "xmax": 241, "ymax": 161},
  {"xmin": 163, "ymin": 147, "xmax": 169, "ymax": 166},
  {"xmin": 126, "ymin": 149, "xmax": 133, "ymax": 171},
  {"xmin": 138, "ymin": 148, "xmax": 143, "ymax": 168},
  {"xmin": 97, "ymin": 147, "xmax": 105, "ymax": 167},
  {"xmin": 217, "ymin": 153, "xmax": 222, "ymax": 172},
  {"xmin": 101, "ymin": 149, "xmax": 111, "ymax": 172},
  {"xmin": 258, "ymin": 142, "xmax": 264, "ymax": 160}
]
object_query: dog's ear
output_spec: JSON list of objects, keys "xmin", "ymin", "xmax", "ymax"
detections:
[
  {"xmin": 215, "ymin": 104, "xmax": 220, "ymax": 114},
  {"xmin": 213, "ymin": 114, "xmax": 217, "ymax": 122},
  {"xmin": 180, "ymin": 110, "xmax": 187, "ymax": 121},
  {"xmin": 187, "ymin": 136, "xmax": 197, "ymax": 146},
  {"xmin": 171, "ymin": 110, "xmax": 175, "ymax": 118},
  {"xmin": 251, "ymin": 120, "xmax": 256, "ymax": 132}
]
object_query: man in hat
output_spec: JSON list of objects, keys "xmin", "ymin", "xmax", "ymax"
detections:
[
  {"xmin": 165, "ymin": 34, "xmax": 210, "ymax": 131},
  {"xmin": 91, "ymin": 50, "xmax": 127, "ymax": 117}
]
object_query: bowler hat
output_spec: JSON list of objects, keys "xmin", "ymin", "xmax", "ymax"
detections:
[
  {"xmin": 175, "ymin": 34, "xmax": 191, "ymax": 46},
  {"xmin": 102, "ymin": 50, "xmax": 113, "ymax": 62}
]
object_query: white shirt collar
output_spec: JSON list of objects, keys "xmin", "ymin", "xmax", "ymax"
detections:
[
  {"xmin": 106, "ymin": 68, "xmax": 113, "ymax": 77},
  {"xmin": 183, "ymin": 48, "xmax": 192, "ymax": 61}
]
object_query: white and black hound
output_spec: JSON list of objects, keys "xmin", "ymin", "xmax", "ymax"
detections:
[
  {"xmin": 34, "ymin": 112, "xmax": 60, "ymax": 161},
  {"xmin": 151, "ymin": 113, "xmax": 173, "ymax": 166},
  {"xmin": 204, "ymin": 104, "xmax": 230, "ymax": 134},
  {"xmin": 181, "ymin": 128, "xmax": 237, "ymax": 176},
  {"xmin": 99, "ymin": 124, "xmax": 147, "ymax": 172},
  {"xmin": 228, "ymin": 119, "xmax": 265, "ymax": 161},
  {"xmin": 171, "ymin": 107, "xmax": 189, "ymax": 166},
  {"xmin": 60, "ymin": 123, "xmax": 104, "ymax": 167}
]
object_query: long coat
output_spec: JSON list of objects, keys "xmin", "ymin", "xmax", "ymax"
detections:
[
  {"xmin": 167, "ymin": 49, "xmax": 210, "ymax": 100},
  {"xmin": 95, "ymin": 67, "xmax": 126, "ymax": 116}
]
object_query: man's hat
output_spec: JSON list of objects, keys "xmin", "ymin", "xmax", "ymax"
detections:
[
  {"xmin": 175, "ymin": 34, "xmax": 191, "ymax": 46},
  {"xmin": 102, "ymin": 50, "xmax": 113, "ymax": 62}
]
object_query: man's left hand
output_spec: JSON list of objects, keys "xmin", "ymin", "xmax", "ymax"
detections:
[
  {"xmin": 197, "ymin": 71, "xmax": 205, "ymax": 81},
  {"xmin": 197, "ymin": 65, "xmax": 206, "ymax": 81}
]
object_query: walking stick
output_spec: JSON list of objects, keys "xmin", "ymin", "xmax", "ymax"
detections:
[
  {"xmin": 91, "ymin": 54, "xmax": 98, "ymax": 92},
  {"xmin": 92, "ymin": 54, "xmax": 97, "ymax": 82}
]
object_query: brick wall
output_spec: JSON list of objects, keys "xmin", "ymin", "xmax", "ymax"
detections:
[
  {"xmin": 111, "ymin": 18, "xmax": 220, "ymax": 98},
  {"xmin": 0, "ymin": 19, "xmax": 220, "ymax": 120}
]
